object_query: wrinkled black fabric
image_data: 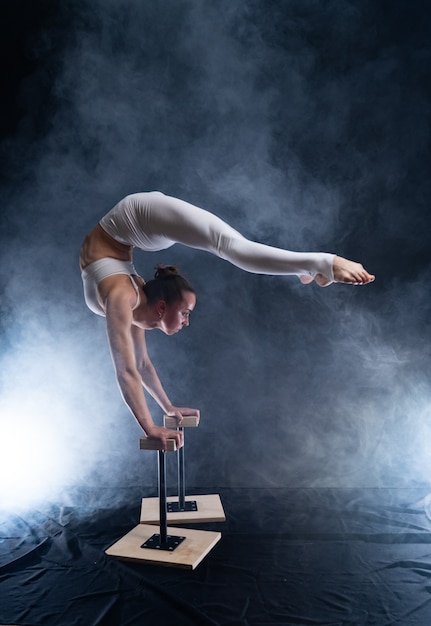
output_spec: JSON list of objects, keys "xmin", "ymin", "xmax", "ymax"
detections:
[{"xmin": 1, "ymin": 488, "xmax": 431, "ymax": 625}]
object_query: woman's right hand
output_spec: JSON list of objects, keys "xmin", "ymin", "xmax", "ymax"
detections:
[{"xmin": 145, "ymin": 425, "xmax": 184, "ymax": 452}]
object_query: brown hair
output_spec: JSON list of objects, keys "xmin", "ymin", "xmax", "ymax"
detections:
[{"xmin": 142, "ymin": 264, "xmax": 195, "ymax": 305}]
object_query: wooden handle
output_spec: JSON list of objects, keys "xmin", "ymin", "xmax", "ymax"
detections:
[
  {"xmin": 139, "ymin": 437, "xmax": 177, "ymax": 451},
  {"xmin": 164, "ymin": 414, "xmax": 200, "ymax": 429}
]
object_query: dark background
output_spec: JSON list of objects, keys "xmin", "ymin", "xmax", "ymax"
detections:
[{"xmin": 1, "ymin": 0, "xmax": 430, "ymax": 511}]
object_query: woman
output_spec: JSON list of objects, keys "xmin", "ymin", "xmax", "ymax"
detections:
[{"xmin": 80, "ymin": 191, "xmax": 375, "ymax": 450}]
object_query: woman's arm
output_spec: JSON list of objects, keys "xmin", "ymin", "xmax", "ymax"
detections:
[
  {"xmin": 131, "ymin": 324, "xmax": 200, "ymax": 422},
  {"xmin": 104, "ymin": 286, "xmax": 183, "ymax": 450}
]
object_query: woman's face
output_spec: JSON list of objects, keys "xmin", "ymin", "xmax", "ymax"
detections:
[{"xmin": 159, "ymin": 292, "xmax": 196, "ymax": 335}]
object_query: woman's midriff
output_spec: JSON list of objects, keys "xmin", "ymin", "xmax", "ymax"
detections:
[{"xmin": 79, "ymin": 224, "xmax": 134, "ymax": 270}]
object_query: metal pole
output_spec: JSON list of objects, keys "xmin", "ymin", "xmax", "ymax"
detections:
[
  {"xmin": 158, "ymin": 450, "xmax": 167, "ymax": 545},
  {"xmin": 177, "ymin": 427, "xmax": 186, "ymax": 510}
]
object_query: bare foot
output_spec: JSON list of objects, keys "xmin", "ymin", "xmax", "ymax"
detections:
[
  {"xmin": 299, "ymin": 275, "xmax": 315, "ymax": 285},
  {"xmin": 300, "ymin": 256, "xmax": 375, "ymax": 287}
]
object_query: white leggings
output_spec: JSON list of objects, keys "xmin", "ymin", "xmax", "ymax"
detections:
[{"xmin": 99, "ymin": 192, "xmax": 335, "ymax": 280}]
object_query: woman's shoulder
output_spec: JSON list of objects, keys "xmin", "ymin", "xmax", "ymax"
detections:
[{"xmin": 99, "ymin": 274, "xmax": 141, "ymax": 310}]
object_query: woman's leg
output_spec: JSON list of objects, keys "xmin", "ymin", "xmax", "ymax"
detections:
[{"xmin": 148, "ymin": 194, "xmax": 336, "ymax": 281}]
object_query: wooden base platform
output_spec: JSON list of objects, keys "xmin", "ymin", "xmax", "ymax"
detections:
[
  {"xmin": 105, "ymin": 523, "xmax": 221, "ymax": 570},
  {"xmin": 140, "ymin": 493, "xmax": 226, "ymax": 525}
]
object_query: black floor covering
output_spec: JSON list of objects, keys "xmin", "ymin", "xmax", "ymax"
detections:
[{"xmin": 2, "ymin": 488, "xmax": 431, "ymax": 625}]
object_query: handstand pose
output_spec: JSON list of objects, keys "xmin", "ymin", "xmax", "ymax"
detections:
[{"xmin": 80, "ymin": 192, "xmax": 375, "ymax": 449}]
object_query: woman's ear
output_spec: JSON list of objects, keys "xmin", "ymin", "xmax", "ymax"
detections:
[{"xmin": 157, "ymin": 300, "xmax": 167, "ymax": 318}]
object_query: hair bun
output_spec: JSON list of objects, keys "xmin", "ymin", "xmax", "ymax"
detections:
[
  {"xmin": 154, "ymin": 263, "xmax": 180, "ymax": 280},
  {"xmin": 143, "ymin": 264, "xmax": 195, "ymax": 305}
]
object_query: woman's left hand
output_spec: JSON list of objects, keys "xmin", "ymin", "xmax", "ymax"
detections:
[{"xmin": 165, "ymin": 405, "xmax": 200, "ymax": 425}]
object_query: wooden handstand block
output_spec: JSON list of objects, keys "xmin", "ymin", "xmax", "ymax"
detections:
[
  {"xmin": 164, "ymin": 414, "xmax": 200, "ymax": 429},
  {"xmin": 139, "ymin": 437, "xmax": 177, "ymax": 452}
]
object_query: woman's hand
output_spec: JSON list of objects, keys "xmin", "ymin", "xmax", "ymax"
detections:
[
  {"xmin": 145, "ymin": 424, "xmax": 184, "ymax": 451},
  {"xmin": 165, "ymin": 405, "xmax": 200, "ymax": 426}
]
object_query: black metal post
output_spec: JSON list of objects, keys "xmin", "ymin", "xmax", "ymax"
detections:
[
  {"xmin": 177, "ymin": 427, "xmax": 186, "ymax": 510},
  {"xmin": 141, "ymin": 445, "xmax": 186, "ymax": 552},
  {"xmin": 158, "ymin": 450, "xmax": 167, "ymax": 545}
]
